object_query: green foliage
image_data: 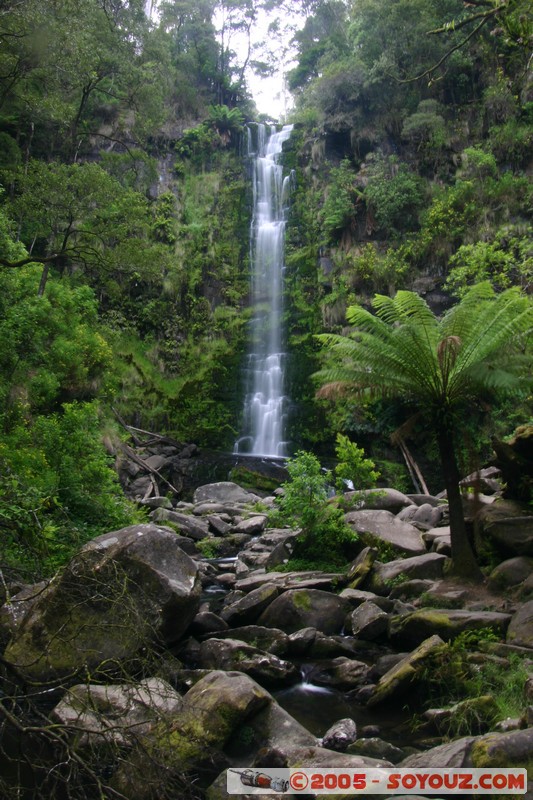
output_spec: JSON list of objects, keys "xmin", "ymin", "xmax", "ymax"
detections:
[
  {"xmin": 420, "ymin": 631, "xmax": 530, "ymax": 734},
  {"xmin": 316, "ymin": 283, "xmax": 533, "ymax": 578},
  {"xmin": 321, "ymin": 159, "xmax": 361, "ymax": 242},
  {"xmin": 196, "ymin": 538, "xmax": 225, "ymax": 559},
  {"xmin": 0, "ymin": 268, "xmax": 112, "ymax": 419},
  {"xmin": 269, "ymin": 450, "xmax": 357, "ymax": 567},
  {"xmin": 445, "ymin": 229, "xmax": 533, "ymax": 297},
  {"xmin": 0, "ymin": 401, "xmax": 144, "ymax": 576},
  {"xmin": 334, "ymin": 432, "xmax": 379, "ymax": 492},
  {"xmin": 364, "ymin": 155, "xmax": 426, "ymax": 238}
]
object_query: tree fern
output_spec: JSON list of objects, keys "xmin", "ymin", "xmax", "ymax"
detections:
[{"xmin": 316, "ymin": 283, "xmax": 533, "ymax": 579}]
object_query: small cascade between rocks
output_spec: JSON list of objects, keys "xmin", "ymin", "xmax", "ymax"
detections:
[{"xmin": 234, "ymin": 123, "xmax": 294, "ymax": 458}]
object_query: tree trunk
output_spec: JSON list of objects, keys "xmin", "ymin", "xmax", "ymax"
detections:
[{"xmin": 436, "ymin": 426, "xmax": 484, "ymax": 582}]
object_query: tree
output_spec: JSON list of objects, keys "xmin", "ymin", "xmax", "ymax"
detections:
[{"xmin": 315, "ymin": 283, "xmax": 533, "ymax": 580}]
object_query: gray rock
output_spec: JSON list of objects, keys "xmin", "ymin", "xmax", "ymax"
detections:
[
  {"xmin": 207, "ymin": 515, "xmax": 232, "ymax": 536},
  {"xmin": 221, "ymin": 582, "xmax": 280, "ymax": 626},
  {"xmin": 390, "ymin": 608, "xmax": 511, "ymax": 647},
  {"xmin": 208, "ymin": 625, "xmax": 290, "ymax": 656},
  {"xmin": 369, "ymin": 653, "xmax": 408, "ymax": 680},
  {"xmin": 477, "ymin": 499, "xmax": 533, "ymax": 556},
  {"xmin": 410, "ymin": 502, "xmax": 443, "ymax": 530},
  {"xmin": 150, "ymin": 508, "xmax": 210, "ymax": 539},
  {"xmin": 193, "ymin": 482, "xmax": 261, "ymax": 505},
  {"xmin": 234, "ymin": 515, "xmax": 268, "ymax": 535},
  {"xmin": 189, "ymin": 611, "xmax": 229, "ymax": 636},
  {"xmin": 3, "ymin": 524, "xmax": 201, "ymax": 682},
  {"xmin": 339, "ymin": 587, "xmax": 394, "ymax": 611},
  {"xmin": 52, "ymin": 677, "xmax": 183, "ymax": 746},
  {"xmin": 193, "ymin": 502, "xmax": 235, "ymax": 516},
  {"xmin": 489, "ymin": 556, "xmax": 533, "ymax": 589},
  {"xmin": 306, "ymin": 657, "xmax": 371, "ymax": 689},
  {"xmin": 322, "ymin": 718, "xmax": 357, "ymax": 751},
  {"xmin": 460, "ymin": 466, "xmax": 502, "ymax": 494},
  {"xmin": 389, "ymin": 579, "xmax": 435, "ymax": 600},
  {"xmin": 507, "ymin": 600, "xmax": 533, "ymax": 648},
  {"xmin": 246, "ymin": 696, "xmax": 318, "ymax": 758},
  {"xmin": 344, "ymin": 546, "xmax": 377, "ymax": 588},
  {"xmin": 140, "ymin": 496, "xmax": 173, "ymax": 510},
  {"xmin": 346, "ymin": 737, "xmax": 405, "ymax": 763},
  {"xmin": 114, "ymin": 670, "xmax": 272, "ymax": 798},
  {"xmin": 345, "ymin": 510, "xmax": 427, "ymax": 556},
  {"xmin": 350, "ymin": 601, "xmax": 388, "ymax": 640},
  {"xmin": 257, "ymin": 589, "xmax": 351, "ymax": 635},
  {"xmin": 400, "ymin": 736, "xmax": 474, "ymax": 767},
  {"xmin": 470, "ymin": 728, "xmax": 533, "ymax": 769},
  {"xmin": 308, "ymin": 632, "xmax": 379, "ymax": 660},
  {"xmin": 344, "ymin": 488, "xmax": 412, "ymax": 513},
  {"xmin": 366, "ymin": 553, "xmax": 449, "ymax": 595},
  {"xmin": 142, "ymin": 454, "xmax": 168, "ymax": 472},
  {"xmin": 0, "ymin": 581, "xmax": 49, "ymax": 641},
  {"xmin": 367, "ymin": 635, "xmax": 446, "ymax": 706},
  {"xmin": 286, "ymin": 744, "xmax": 392, "ymax": 769},
  {"xmin": 406, "ymin": 494, "xmax": 444, "ymax": 508},
  {"xmin": 197, "ymin": 638, "xmax": 299, "ymax": 686}
]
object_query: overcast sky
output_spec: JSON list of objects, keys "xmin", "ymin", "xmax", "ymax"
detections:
[{"xmin": 145, "ymin": 1, "xmax": 302, "ymax": 120}]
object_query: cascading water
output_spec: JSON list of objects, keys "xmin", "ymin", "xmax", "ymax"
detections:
[{"xmin": 234, "ymin": 123, "xmax": 293, "ymax": 458}]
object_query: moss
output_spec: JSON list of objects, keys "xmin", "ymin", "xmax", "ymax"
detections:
[
  {"xmin": 229, "ymin": 465, "xmax": 280, "ymax": 492},
  {"xmin": 292, "ymin": 590, "xmax": 312, "ymax": 611},
  {"xmin": 470, "ymin": 735, "xmax": 533, "ymax": 774}
]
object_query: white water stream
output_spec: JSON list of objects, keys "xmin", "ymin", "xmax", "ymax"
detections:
[{"xmin": 234, "ymin": 124, "xmax": 293, "ymax": 458}]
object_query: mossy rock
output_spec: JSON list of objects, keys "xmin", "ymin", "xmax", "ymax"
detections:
[
  {"xmin": 4, "ymin": 525, "xmax": 201, "ymax": 683},
  {"xmin": 113, "ymin": 671, "xmax": 273, "ymax": 797},
  {"xmin": 470, "ymin": 728, "xmax": 533, "ymax": 773},
  {"xmin": 367, "ymin": 634, "xmax": 446, "ymax": 707},
  {"xmin": 257, "ymin": 589, "xmax": 350, "ymax": 634},
  {"xmin": 389, "ymin": 609, "xmax": 511, "ymax": 648}
]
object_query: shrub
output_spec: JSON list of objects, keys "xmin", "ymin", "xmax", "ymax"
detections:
[
  {"xmin": 269, "ymin": 450, "xmax": 357, "ymax": 567},
  {"xmin": 334, "ymin": 433, "xmax": 380, "ymax": 492}
]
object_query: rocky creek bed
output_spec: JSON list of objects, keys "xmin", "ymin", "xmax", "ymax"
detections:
[{"xmin": 3, "ymin": 472, "xmax": 533, "ymax": 799}]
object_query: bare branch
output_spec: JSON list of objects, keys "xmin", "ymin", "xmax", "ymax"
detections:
[{"xmin": 397, "ymin": 14, "xmax": 494, "ymax": 83}]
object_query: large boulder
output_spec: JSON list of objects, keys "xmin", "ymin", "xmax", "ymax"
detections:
[
  {"xmin": 193, "ymin": 481, "xmax": 261, "ymax": 505},
  {"xmin": 343, "ymin": 488, "xmax": 412, "ymax": 513},
  {"xmin": 488, "ymin": 556, "xmax": 533, "ymax": 589},
  {"xmin": 150, "ymin": 508, "xmax": 210, "ymax": 539},
  {"xmin": 477, "ymin": 499, "xmax": 533, "ymax": 556},
  {"xmin": 208, "ymin": 625, "xmax": 290, "ymax": 656},
  {"xmin": 197, "ymin": 638, "xmax": 299, "ymax": 687},
  {"xmin": 400, "ymin": 736, "xmax": 475, "ymax": 767},
  {"xmin": 389, "ymin": 608, "xmax": 511, "ymax": 648},
  {"xmin": 365, "ymin": 553, "xmax": 448, "ymax": 595},
  {"xmin": 257, "ymin": 589, "xmax": 351, "ymax": 635},
  {"xmin": 507, "ymin": 600, "xmax": 533, "ymax": 648},
  {"xmin": 220, "ymin": 582, "xmax": 280, "ymax": 626},
  {"xmin": 350, "ymin": 601, "xmax": 389, "ymax": 640},
  {"xmin": 52, "ymin": 677, "xmax": 183, "ymax": 747},
  {"xmin": 344, "ymin": 510, "xmax": 426, "ymax": 556},
  {"xmin": 4, "ymin": 524, "xmax": 201, "ymax": 682},
  {"xmin": 113, "ymin": 670, "xmax": 272, "ymax": 797},
  {"xmin": 305, "ymin": 657, "xmax": 371, "ymax": 689},
  {"xmin": 470, "ymin": 728, "xmax": 533, "ymax": 769},
  {"xmin": 367, "ymin": 635, "xmax": 445, "ymax": 707}
]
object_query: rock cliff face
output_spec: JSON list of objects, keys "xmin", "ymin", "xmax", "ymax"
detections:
[{"xmin": 4, "ymin": 473, "xmax": 533, "ymax": 799}]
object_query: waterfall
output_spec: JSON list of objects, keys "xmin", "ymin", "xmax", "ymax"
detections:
[{"xmin": 234, "ymin": 123, "xmax": 294, "ymax": 458}]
